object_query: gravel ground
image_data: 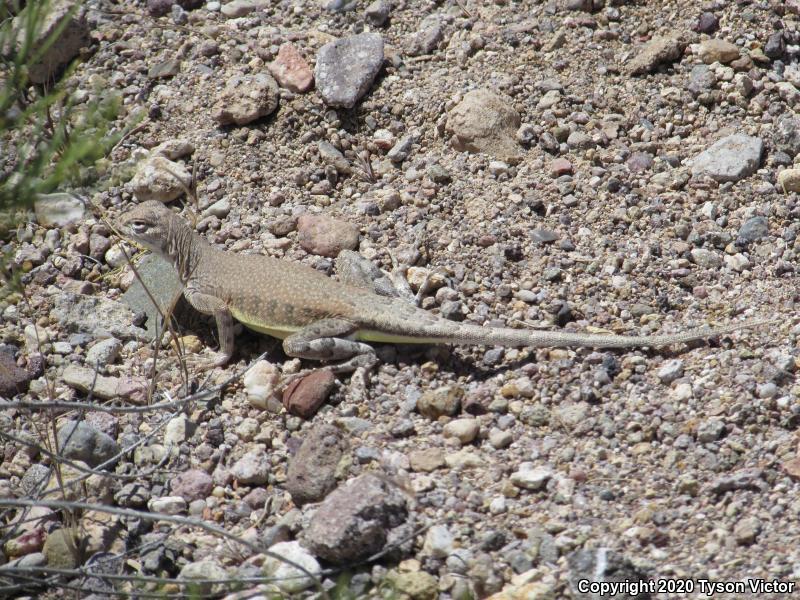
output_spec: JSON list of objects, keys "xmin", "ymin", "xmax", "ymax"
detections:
[{"xmin": 3, "ymin": 0, "xmax": 800, "ymax": 598}]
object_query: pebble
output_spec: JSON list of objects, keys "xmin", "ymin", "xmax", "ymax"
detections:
[
  {"xmin": 164, "ymin": 414, "xmax": 192, "ymax": 446},
  {"xmin": 230, "ymin": 450, "xmax": 270, "ymax": 485},
  {"xmin": 698, "ymin": 39, "xmax": 741, "ymax": 64},
  {"xmin": 147, "ymin": 495, "xmax": 187, "ymax": 515},
  {"xmin": 423, "ymin": 524, "xmax": 455, "ymax": 558},
  {"xmin": 737, "ymin": 216, "xmax": 769, "ymax": 243},
  {"xmin": 297, "ymin": 214, "xmax": 359, "ymax": 258},
  {"xmin": 657, "ymin": 359, "xmax": 684, "ymax": 384},
  {"xmin": 764, "ymin": 32, "xmax": 785, "ymax": 60},
  {"xmin": 447, "ymin": 88, "xmax": 523, "ymax": 164},
  {"xmin": 409, "ymin": 448, "xmax": 445, "ymax": 472},
  {"xmin": 33, "ymin": 193, "xmax": 86, "ymax": 227},
  {"xmin": 203, "ymin": 198, "xmax": 230, "ymax": 218},
  {"xmin": 417, "ymin": 385, "xmax": 463, "ymax": 419},
  {"xmin": 687, "ymin": 64, "xmax": 716, "ymax": 95},
  {"xmin": 220, "ymin": 0, "xmax": 266, "ymax": 18},
  {"xmin": 697, "ymin": 418, "xmax": 725, "ymax": 443},
  {"xmin": 263, "ymin": 541, "xmax": 322, "ymax": 593},
  {"xmin": 510, "ymin": 463, "xmax": 553, "ymax": 491},
  {"xmin": 170, "ymin": 469, "xmax": 212, "ymax": 502},
  {"xmin": 405, "ymin": 23, "xmax": 443, "ymax": 56},
  {"xmin": 0, "ymin": 351, "xmax": 33, "ymax": 397},
  {"xmin": 179, "ymin": 560, "xmax": 228, "ymax": 597},
  {"xmin": 387, "ymin": 571, "xmax": 438, "ymax": 600},
  {"xmin": 242, "ymin": 360, "xmax": 281, "ymax": 410},
  {"xmin": 85, "ymin": 338, "xmax": 122, "ymax": 368},
  {"xmin": 212, "ymin": 73, "xmax": 279, "ymax": 126},
  {"xmin": 690, "ymin": 248, "xmax": 722, "ymax": 269},
  {"xmin": 387, "ymin": 134, "xmax": 415, "ymax": 163},
  {"xmin": 489, "ymin": 428, "xmax": 513, "ymax": 449},
  {"xmin": 315, "ymin": 33, "xmax": 384, "ymax": 108},
  {"xmin": 694, "ymin": 12, "xmax": 719, "ymax": 34},
  {"xmin": 549, "ymin": 157, "xmax": 572, "ymax": 177},
  {"xmin": 625, "ymin": 151, "xmax": 653, "ymax": 173},
  {"xmin": 43, "ymin": 529, "xmax": 79, "ymax": 569},
  {"xmin": 364, "ymin": 0, "xmax": 390, "ymax": 27},
  {"xmin": 627, "ymin": 33, "xmax": 688, "ymax": 75},
  {"xmin": 129, "ymin": 156, "xmax": 192, "ymax": 203},
  {"xmin": 733, "ymin": 517, "xmax": 761, "ymax": 545},
  {"xmin": 153, "ymin": 138, "xmax": 194, "ymax": 160},
  {"xmin": 443, "ymin": 418, "xmax": 480, "ymax": 444},
  {"xmin": 777, "ymin": 168, "xmax": 800, "ymax": 193},
  {"xmin": 690, "ymin": 134, "xmax": 763, "ymax": 182},
  {"xmin": 757, "ymin": 382, "xmax": 777, "ymax": 399},
  {"xmin": 725, "ymin": 253, "xmax": 750, "ymax": 272},
  {"xmin": 26, "ymin": 0, "xmax": 89, "ymax": 84},
  {"xmin": 268, "ymin": 43, "xmax": 314, "ymax": 93}
]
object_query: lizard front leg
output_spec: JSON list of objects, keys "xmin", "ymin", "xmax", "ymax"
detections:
[{"xmin": 183, "ymin": 288, "xmax": 234, "ymax": 368}]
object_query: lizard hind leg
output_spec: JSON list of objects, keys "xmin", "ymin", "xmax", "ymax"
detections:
[
  {"xmin": 282, "ymin": 318, "xmax": 379, "ymax": 401},
  {"xmin": 282, "ymin": 318, "xmax": 377, "ymax": 373}
]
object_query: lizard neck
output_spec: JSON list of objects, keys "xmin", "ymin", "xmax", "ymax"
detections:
[{"xmin": 165, "ymin": 217, "xmax": 206, "ymax": 283}]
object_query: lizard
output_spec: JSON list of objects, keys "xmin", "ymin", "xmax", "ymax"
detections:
[{"xmin": 116, "ymin": 201, "xmax": 773, "ymax": 375}]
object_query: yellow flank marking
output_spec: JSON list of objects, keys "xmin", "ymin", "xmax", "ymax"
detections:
[
  {"xmin": 231, "ymin": 310, "xmax": 299, "ymax": 340},
  {"xmin": 355, "ymin": 329, "xmax": 444, "ymax": 344}
]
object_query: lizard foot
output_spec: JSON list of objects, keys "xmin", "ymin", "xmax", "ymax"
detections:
[{"xmin": 185, "ymin": 351, "xmax": 230, "ymax": 372}]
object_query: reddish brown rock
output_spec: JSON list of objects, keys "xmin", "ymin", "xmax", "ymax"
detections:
[
  {"xmin": 268, "ymin": 43, "xmax": 314, "ymax": 93},
  {"xmin": 549, "ymin": 157, "xmax": 573, "ymax": 177},
  {"xmin": 283, "ymin": 370, "xmax": 336, "ymax": 418},
  {"xmin": 0, "ymin": 351, "xmax": 33, "ymax": 397}
]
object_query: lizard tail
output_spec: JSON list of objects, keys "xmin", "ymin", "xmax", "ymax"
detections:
[{"xmin": 442, "ymin": 316, "xmax": 777, "ymax": 349}]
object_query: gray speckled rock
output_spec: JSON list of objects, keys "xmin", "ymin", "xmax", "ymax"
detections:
[
  {"xmin": 85, "ymin": 338, "xmax": 122, "ymax": 368},
  {"xmin": 315, "ymin": 33, "xmax": 384, "ymax": 108},
  {"xmin": 57, "ymin": 421, "xmax": 120, "ymax": 468},
  {"xmin": 690, "ymin": 134, "xmax": 763, "ymax": 182},
  {"xmin": 737, "ymin": 216, "xmax": 769, "ymax": 243},
  {"xmin": 119, "ymin": 254, "xmax": 184, "ymax": 339},
  {"xmin": 285, "ymin": 423, "xmax": 349, "ymax": 505},
  {"xmin": 53, "ymin": 293, "xmax": 147, "ymax": 341},
  {"xmin": 302, "ymin": 473, "xmax": 408, "ymax": 563}
]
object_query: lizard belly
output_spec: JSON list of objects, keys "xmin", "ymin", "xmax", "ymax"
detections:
[{"xmin": 230, "ymin": 308, "xmax": 300, "ymax": 340}]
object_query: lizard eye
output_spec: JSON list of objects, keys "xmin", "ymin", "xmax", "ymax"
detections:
[{"xmin": 129, "ymin": 220, "xmax": 148, "ymax": 234}]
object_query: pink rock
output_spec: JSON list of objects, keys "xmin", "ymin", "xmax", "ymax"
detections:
[
  {"xmin": 170, "ymin": 469, "xmax": 213, "ymax": 502},
  {"xmin": 297, "ymin": 214, "xmax": 359, "ymax": 258},
  {"xmin": 549, "ymin": 157, "xmax": 573, "ymax": 177},
  {"xmin": 4, "ymin": 527, "xmax": 46, "ymax": 558},
  {"xmin": 268, "ymin": 43, "xmax": 314, "ymax": 93}
]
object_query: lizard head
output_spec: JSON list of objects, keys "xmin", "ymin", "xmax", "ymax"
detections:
[{"xmin": 116, "ymin": 201, "xmax": 177, "ymax": 257}]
